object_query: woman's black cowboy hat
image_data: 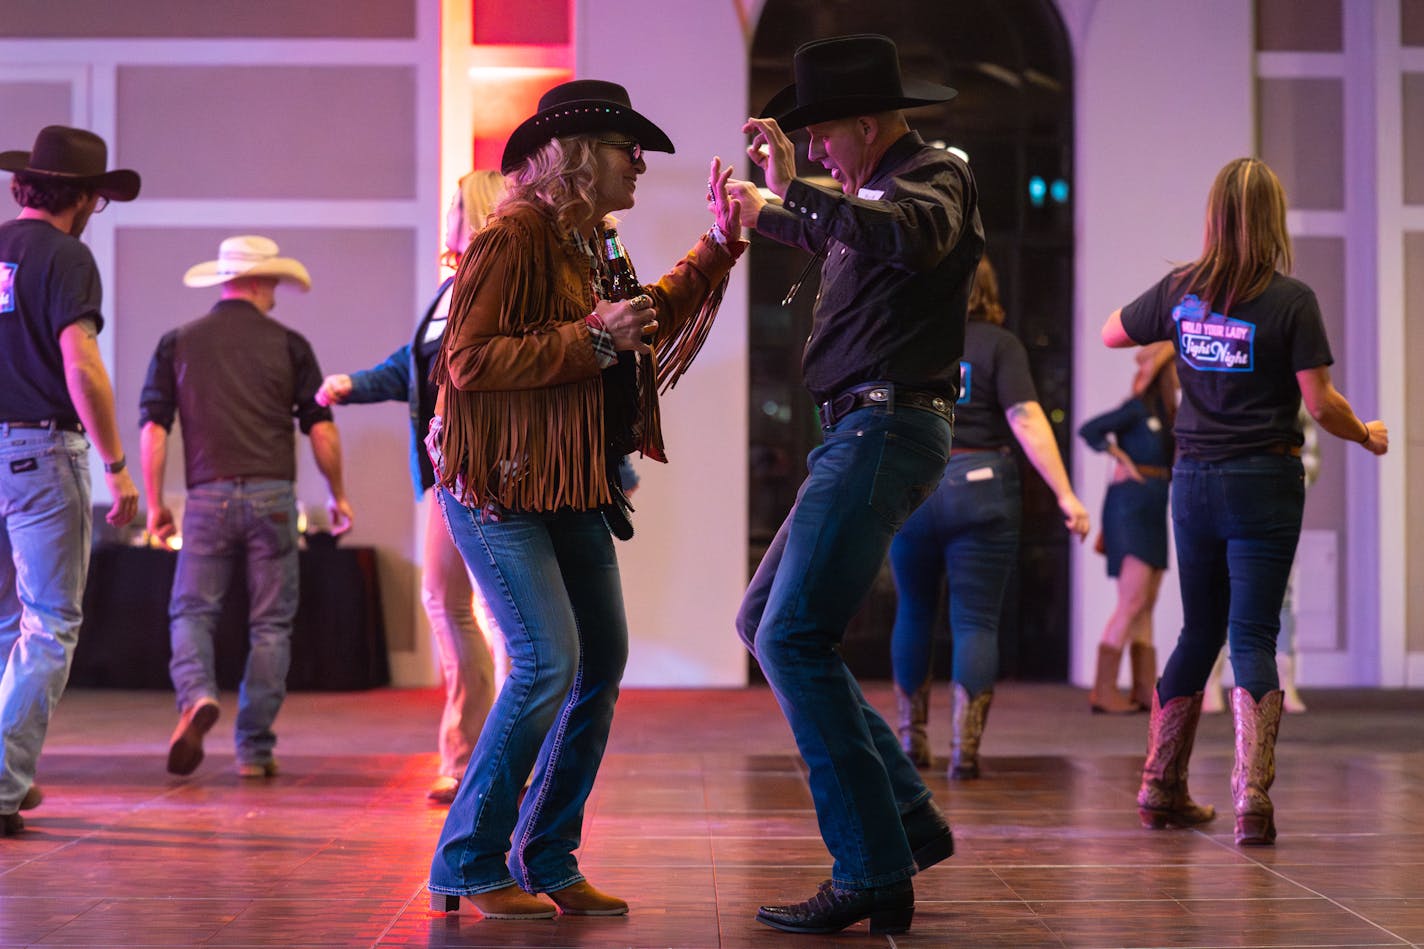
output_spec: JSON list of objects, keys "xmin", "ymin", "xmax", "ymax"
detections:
[
  {"xmin": 0, "ymin": 125, "xmax": 141, "ymax": 201},
  {"xmin": 761, "ymin": 34, "xmax": 957, "ymax": 132},
  {"xmin": 501, "ymin": 79, "xmax": 675, "ymax": 175}
]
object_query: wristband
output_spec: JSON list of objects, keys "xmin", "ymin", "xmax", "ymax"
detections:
[
  {"xmin": 104, "ymin": 455, "xmax": 127, "ymax": 474},
  {"xmin": 1357, "ymin": 424, "xmax": 1371, "ymax": 445}
]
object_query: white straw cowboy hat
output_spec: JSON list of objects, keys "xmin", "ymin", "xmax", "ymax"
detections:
[{"xmin": 183, "ymin": 235, "xmax": 312, "ymax": 291}]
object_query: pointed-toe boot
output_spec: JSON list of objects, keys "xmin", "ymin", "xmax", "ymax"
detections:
[
  {"xmin": 949, "ymin": 683, "xmax": 992, "ymax": 780},
  {"xmin": 1129, "ymin": 642, "xmax": 1158, "ymax": 711},
  {"xmin": 1090, "ymin": 643, "xmax": 1137, "ymax": 713},
  {"xmin": 895, "ymin": 680, "xmax": 932, "ymax": 767},
  {"xmin": 1231, "ymin": 687, "xmax": 1283, "ymax": 846},
  {"xmin": 1137, "ymin": 689, "xmax": 1216, "ymax": 829}
]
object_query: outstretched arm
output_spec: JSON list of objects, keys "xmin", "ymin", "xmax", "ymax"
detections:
[
  {"xmin": 1297, "ymin": 366, "xmax": 1388, "ymax": 455},
  {"xmin": 1006, "ymin": 400, "xmax": 1091, "ymax": 539}
]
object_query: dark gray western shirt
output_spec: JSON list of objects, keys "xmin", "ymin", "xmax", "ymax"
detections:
[
  {"xmin": 755, "ymin": 131, "xmax": 984, "ymax": 404},
  {"xmin": 139, "ymin": 299, "xmax": 331, "ymax": 488}
]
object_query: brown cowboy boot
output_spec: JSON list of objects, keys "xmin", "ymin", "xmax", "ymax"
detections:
[
  {"xmin": 1231, "ymin": 688, "xmax": 1283, "ymax": 845},
  {"xmin": 895, "ymin": 681, "xmax": 932, "ymax": 767},
  {"xmin": 1137, "ymin": 689, "xmax": 1216, "ymax": 828},
  {"xmin": 1090, "ymin": 644, "xmax": 1137, "ymax": 713},
  {"xmin": 1129, "ymin": 643, "xmax": 1157, "ymax": 711},
  {"xmin": 949, "ymin": 683, "xmax": 992, "ymax": 780}
]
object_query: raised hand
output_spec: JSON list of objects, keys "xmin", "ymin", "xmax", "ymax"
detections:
[
  {"xmin": 741, "ymin": 116, "xmax": 796, "ymax": 198},
  {"xmin": 706, "ymin": 156, "xmax": 744, "ymax": 242}
]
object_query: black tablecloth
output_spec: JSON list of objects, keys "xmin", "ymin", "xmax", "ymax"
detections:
[{"xmin": 71, "ymin": 544, "xmax": 390, "ymax": 691}]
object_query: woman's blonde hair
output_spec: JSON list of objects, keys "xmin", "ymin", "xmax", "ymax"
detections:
[
  {"xmin": 967, "ymin": 256, "xmax": 1005, "ymax": 325},
  {"xmin": 1177, "ymin": 157, "xmax": 1293, "ymax": 314},
  {"xmin": 496, "ymin": 134, "xmax": 606, "ymax": 233},
  {"xmin": 460, "ymin": 169, "xmax": 505, "ymax": 232},
  {"xmin": 441, "ymin": 170, "xmax": 508, "ymax": 269}
]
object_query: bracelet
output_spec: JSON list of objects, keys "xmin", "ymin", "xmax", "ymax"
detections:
[
  {"xmin": 104, "ymin": 455, "xmax": 127, "ymax": 474},
  {"xmin": 1356, "ymin": 423, "xmax": 1371, "ymax": 445}
]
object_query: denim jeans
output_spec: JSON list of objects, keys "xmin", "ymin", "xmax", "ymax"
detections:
[
  {"xmin": 0, "ymin": 427, "xmax": 90, "ymax": 813},
  {"xmin": 420, "ymin": 498, "xmax": 495, "ymax": 780},
  {"xmin": 1158, "ymin": 454, "xmax": 1304, "ymax": 701},
  {"xmin": 736, "ymin": 402, "xmax": 950, "ymax": 889},
  {"xmin": 168, "ymin": 479, "xmax": 299, "ymax": 765},
  {"xmin": 428, "ymin": 495, "xmax": 627, "ymax": 896},
  {"xmin": 889, "ymin": 452, "xmax": 1021, "ymax": 697}
]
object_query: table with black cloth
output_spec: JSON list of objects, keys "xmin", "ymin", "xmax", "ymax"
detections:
[{"xmin": 71, "ymin": 543, "xmax": 390, "ymax": 691}]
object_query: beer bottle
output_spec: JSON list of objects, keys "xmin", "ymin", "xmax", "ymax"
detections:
[{"xmin": 602, "ymin": 228, "xmax": 640, "ymax": 301}]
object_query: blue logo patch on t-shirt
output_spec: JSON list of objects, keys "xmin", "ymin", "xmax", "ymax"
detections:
[
  {"xmin": 957, "ymin": 360, "xmax": 972, "ymax": 405},
  {"xmin": 0, "ymin": 261, "xmax": 16, "ymax": 313},
  {"xmin": 1173, "ymin": 294, "xmax": 1254, "ymax": 372}
]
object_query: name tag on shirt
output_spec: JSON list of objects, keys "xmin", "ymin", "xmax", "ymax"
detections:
[
  {"xmin": 966, "ymin": 466, "xmax": 995, "ymax": 482},
  {"xmin": 857, "ymin": 187, "xmax": 884, "ymax": 200}
]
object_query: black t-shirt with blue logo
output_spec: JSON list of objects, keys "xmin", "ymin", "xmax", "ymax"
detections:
[
  {"xmin": 0, "ymin": 218, "xmax": 103, "ymax": 423},
  {"xmin": 951, "ymin": 319, "xmax": 1039, "ymax": 449},
  {"xmin": 1120, "ymin": 269, "xmax": 1332, "ymax": 461}
]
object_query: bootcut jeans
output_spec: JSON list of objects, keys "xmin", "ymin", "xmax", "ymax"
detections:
[
  {"xmin": 736, "ymin": 401, "xmax": 950, "ymax": 890},
  {"xmin": 428, "ymin": 496, "xmax": 626, "ymax": 897}
]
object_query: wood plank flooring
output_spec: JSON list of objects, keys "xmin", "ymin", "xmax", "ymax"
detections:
[{"xmin": 3, "ymin": 683, "xmax": 1421, "ymax": 947}]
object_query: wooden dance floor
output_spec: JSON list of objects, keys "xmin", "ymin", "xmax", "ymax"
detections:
[{"xmin": 3, "ymin": 683, "xmax": 1422, "ymax": 947}]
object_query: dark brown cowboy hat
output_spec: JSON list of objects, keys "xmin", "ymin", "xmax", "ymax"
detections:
[
  {"xmin": 762, "ymin": 34, "xmax": 957, "ymax": 133},
  {"xmin": 500, "ymin": 80, "xmax": 674, "ymax": 175},
  {"xmin": 0, "ymin": 125, "xmax": 141, "ymax": 201}
]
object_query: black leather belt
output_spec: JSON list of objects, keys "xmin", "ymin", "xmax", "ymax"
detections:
[
  {"xmin": 817, "ymin": 382, "xmax": 954, "ymax": 429},
  {"xmin": 1, "ymin": 419, "xmax": 84, "ymax": 434}
]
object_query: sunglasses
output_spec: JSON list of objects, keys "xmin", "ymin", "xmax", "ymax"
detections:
[
  {"xmin": 598, "ymin": 139, "xmax": 643, "ymax": 163},
  {"xmin": 93, "ymin": 194, "xmax": 110, "ymax": 214}
]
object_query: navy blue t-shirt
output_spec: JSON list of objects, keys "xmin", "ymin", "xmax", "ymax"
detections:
[
  {"xmin": 951, "ymin": 319, "xmax": 1039, "ymax": 449},
  {"xmin": 0, "ymin": 218, "xmax": 103, "ymax": 422},
  {"xmin": 1120, "ymin": 270, "xmax": 1333, "ymax": 461}
]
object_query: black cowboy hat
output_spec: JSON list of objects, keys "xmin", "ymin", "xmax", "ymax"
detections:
[
  {"xmin": 0, "ymin": 125, "xmax": 141, "ymax": 201},
  {"xmin": 500, "ymin": 79, "xmax": 675, "ymax": 175},
  {"xmin": 762, "ymin": 34, "xmax": 957, "ymax": 133}
]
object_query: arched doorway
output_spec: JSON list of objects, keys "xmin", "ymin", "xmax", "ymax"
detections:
[{"xmin": 746, "ymin": 0, "xmax": 1076, "ymax": 681}]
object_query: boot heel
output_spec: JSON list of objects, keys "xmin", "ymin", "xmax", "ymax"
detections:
[
  {"xmin": 1138, "ymin": 807, "xmax": 1171, "ymax": 830},
  {"xmin": 912, "ymin": 832, "xmax": 954, "ymax": 871},
  {"xmin": 1234, "ymin": 813, "xmax": 1276, "ymax": 846},
  {"xmin": 868, "ymin": 904, "xmax": 914, "ymax": 934},
  {"xmin": 429, "ymin": 893, "xmax": 461, "ymax": 914}
]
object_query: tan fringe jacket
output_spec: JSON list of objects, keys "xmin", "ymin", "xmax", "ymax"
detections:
[{"xmin": 431, "ymin": 202, "xmax": 744, "ymax": 512}]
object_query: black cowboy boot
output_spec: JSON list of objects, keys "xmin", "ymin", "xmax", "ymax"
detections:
[{"xmin": 756, "ymin": 879, "xmax": 914, "ymax": 935}]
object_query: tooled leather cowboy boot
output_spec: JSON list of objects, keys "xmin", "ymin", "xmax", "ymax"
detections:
[
  {"xmin": 895, "ymin": 680, "xmax": 932, "ymax": 767},
  {"xmin": 1230, "ymin": 687, "xmax": 1284, "ymax": 845},
  {"xmin": 1129, "ymin": 642, "xmax": 1158, "ymax": 712},
  {"xmin": 1090, "ymin": 644, "xmax": 1137, "ymax": 714},
  {"xmin": 1137, "ymin": 689, "xmax": 1216, "ymax": 829},
  {"xmin": 949, "ymin": 683, "xmax": 992, "ymax": 780}
]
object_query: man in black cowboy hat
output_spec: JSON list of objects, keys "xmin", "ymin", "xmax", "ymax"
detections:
[
  {"xmin": 0, "ymin": 126, "xmax": 141, "ymax": 836},
  {"xmin": 725, "ymin": 34, "xmax": 984, "ymax": 934}
]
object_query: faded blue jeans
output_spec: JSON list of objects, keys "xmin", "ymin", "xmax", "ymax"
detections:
[
  {"xmin": 1158, "ymin": 454, "xmax": 1305, "ymax": 702},
  {"xmin": 736, "ymin": 402, "xmax": 951, "ymax": 890},
  {"xmin": 428, "ymin": 496, "xmax": 627, "ymax": 897},
  {"xmin": 889, "ymin": 451, "xmax": 1021, "ymax": 697},
  {"xmin": 0, "ymin": 426, "xmax": 90, "ymax": 814},
  {"xmin": 168, "ymin": 478, "xmax": 299, "ymax": 766}
]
